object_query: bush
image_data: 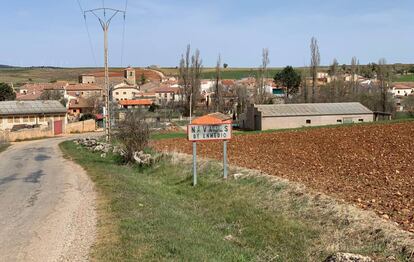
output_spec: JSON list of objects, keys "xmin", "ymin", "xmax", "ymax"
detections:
[{"xmin": 116, "ymin": 111, "xmax": 150, "ymax": 163}]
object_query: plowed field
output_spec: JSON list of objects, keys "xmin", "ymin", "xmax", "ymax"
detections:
[{"xmin": 154, "ymin": 122, "xmax": 414, "ymax": 232}]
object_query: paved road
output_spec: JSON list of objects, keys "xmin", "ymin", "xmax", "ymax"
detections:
[{"xmin": 0, "ymin": 137, "xmax": 96, "ymax": 262}]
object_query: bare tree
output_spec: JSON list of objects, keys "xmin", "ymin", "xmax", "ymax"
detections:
[
  {"xmin": 350, "ymin": 56, "xmax": 358, "ymax": 94},
  {"xmin": 213, "ymin": 54, "xmax": 223, "ymax": 112},
  {"xmin": 178, "ymin": 45, "xmax": 203, "ymax": 116},
  {"xmin": 377, "ymin": 58, "xmax": 393, "ymax": 112},
  {"xmin": 328, "ymin": 58, "xmax": 339, "ymax": 101},
  {"xmin": 235, "ymin": 84, "xmax": 249, "ymax": 116},
  {"xmin": 255, "ymin": 48, "xmax": 270, "ymax": 104},
  {"xmin": 310, "ymin": 37, "xmax": 320, "ymax": 103}
]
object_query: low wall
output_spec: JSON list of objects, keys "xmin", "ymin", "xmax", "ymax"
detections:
[
  {"xmin": 0, "ymin": 128, "xmax": 54, "ymax": 142},
  {"xmin": 65, "ymin": 120, "xmax": 96, "ymax": 134}
]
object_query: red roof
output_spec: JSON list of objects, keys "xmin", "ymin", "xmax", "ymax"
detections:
[
  {"xmin": 221, "ymin": 79, "xmax": 235, "ymax": 86},
  {"xmin": 119, "ymin": 99, "xmax": 153, "ymax": 106},
  {"xmin": 66, "ymin": 83, "xmax": 102, "ymax": 91},
  {"xmin": 69, "ymin": 98, "xmax": 93, "ymax": 109},
  {"xmin": 192, "ymin": 112, "xmax": 232, "ymax": 125},
  {"xmin": 394, "ymin": 84, "xmax": 414, "ymax": 90},
  {"xmin": 153, "ymin": 87, "xmax": 180, "ymax": 94}
]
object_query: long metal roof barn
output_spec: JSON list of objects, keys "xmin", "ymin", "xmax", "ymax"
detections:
[
  {"xmin": 0, "ymin": 100, "xmax": 67, "ymax": 116},
  {"xmin": 256, "ymin": 102, "xmax": 373, "ymax": 117}
]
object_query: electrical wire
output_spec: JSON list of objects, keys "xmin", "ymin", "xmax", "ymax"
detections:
[
  {"xmin": 120, "ymin": 0, "xmax": 128, "ymax": 67},
  {"xmin": 76, "ymin": 0, "xmax": 98, "ymax": 67}
]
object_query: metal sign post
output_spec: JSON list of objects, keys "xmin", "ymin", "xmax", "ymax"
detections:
[
  {"xmin": 188, "ymin": 121, "xmax": 232, "ymax": 186},
  {"xmin": 193, "ymin": 142, "xmax": 197, "ymax": 186},
  {"xmin": 223, "ymin": 140, "xmax": 228, "ymax": 179}
]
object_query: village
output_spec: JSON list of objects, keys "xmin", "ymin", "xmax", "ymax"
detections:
[
  {"xmin": 1, "ymin": 63, "xmax": 413, "ymax": 139},
  {"xmin": 1, "ymin": 1, "xmax": 414, "ymax": 262}
]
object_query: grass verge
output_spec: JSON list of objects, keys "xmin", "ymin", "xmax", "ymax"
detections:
[
  {"xmin": 60, "ymin": 141, "xmax": 411, "ymax": 261},
  {"xmin": 0, "ymin": 143, "xmax": 10, "ymax": 154}
]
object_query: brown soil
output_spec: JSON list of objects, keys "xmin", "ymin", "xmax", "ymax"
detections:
[{"xmin": 154, "ymin": 122, "xmax": 414, "ymax": 232}]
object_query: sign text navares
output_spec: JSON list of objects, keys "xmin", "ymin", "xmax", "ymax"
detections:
[{"xmin": 188, "ymin": 124, "xmax": 232, "ymax": 141}]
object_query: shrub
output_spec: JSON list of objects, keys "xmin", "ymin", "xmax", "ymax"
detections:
[
  {"xmin": 80, "ymin": 113, "xmax": 96, "ymax": 121},
  {"xmin": 116, "ymin": 111, "xmax": 150, "ymax": 163}
]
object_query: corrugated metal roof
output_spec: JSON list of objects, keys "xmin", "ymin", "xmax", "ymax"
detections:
[
  {"xmin": 0, "ymin": 100, "xmax": 67, "ymax": 116},
  {"xmin": 256, "ymin": 102, "xmax": 372, "ymax": 117}
]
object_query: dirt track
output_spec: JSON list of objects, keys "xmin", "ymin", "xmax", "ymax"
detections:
[{"xmin": 154, "ymin": 122, "xmax": 414, "ymax": 232}]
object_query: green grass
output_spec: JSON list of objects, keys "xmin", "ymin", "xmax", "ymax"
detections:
[
  {"xmin": 151, "ymin": 132, "xmax": 186, "ymax": 140},
  {"xmin": 59, "ymin": 141, "xmax": 410, "ymax": 261},
  {"xmin": 395, "ymin": 74, "xmax": 414, "ymax": 82}
]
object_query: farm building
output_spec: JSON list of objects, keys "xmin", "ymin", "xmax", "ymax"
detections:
[
  {"xmin": 243, "ymin": 102, "xmax": 374, "ymax": 131},
  {"xmin": 0, "ymin": 100, "xmax": 67, "ymax": 131}
]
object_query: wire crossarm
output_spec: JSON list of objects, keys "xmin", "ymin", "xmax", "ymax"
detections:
[{"xmin": 84, "ymin": 8, "xmax": 126, "ymax": 29}]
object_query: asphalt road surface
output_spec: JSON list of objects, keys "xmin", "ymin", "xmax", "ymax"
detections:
[{"xmin": 0, "ymin": 137, "xmax": 96, "ymax": 262}]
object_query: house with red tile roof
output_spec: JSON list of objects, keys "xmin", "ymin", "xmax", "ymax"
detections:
[
  {"xmin": 16, "ymin": 82, "xmax": 69, "ymax": 101},
  {"xmin": 118, "ymin": 99, "xmax": 153, "ymax": 109}
]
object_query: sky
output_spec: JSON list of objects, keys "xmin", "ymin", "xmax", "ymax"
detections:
[{"xmin": 0, "ymin": 0, "xmax": 413, "ymax": 68}]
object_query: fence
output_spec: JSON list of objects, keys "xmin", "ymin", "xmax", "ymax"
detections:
[{"xmin": 65, "ymin": 119, "xmax": 96, "ymax": 134}]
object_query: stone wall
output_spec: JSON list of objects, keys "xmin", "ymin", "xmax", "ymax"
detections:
[
  {"xmin": 0, "ymin": 128, "xmax": 54, "ymax": 142},
  {"xmin": 65, "ymin": 120, "xmax": 96, "ymax": 134}
]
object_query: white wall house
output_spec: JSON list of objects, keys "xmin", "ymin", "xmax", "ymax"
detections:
[
  {"xmin": 112, "ymin": 83, "xmax": 140, "ymax": 101},
  {"xmin": 391, "ymin": 84, "xmax": 414, "ymax": 97}
]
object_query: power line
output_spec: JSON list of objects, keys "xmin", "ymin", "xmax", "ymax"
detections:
[
  {"xmin": 120, "ymin": 0, "xmax": 128, "ymax": 67},
  {"xmin": 76, "ymin": 0, "xmax": 98, "ymax": 67}
]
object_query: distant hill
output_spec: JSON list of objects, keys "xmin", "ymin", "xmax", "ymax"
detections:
[{"xmin": 0, "ymin": 64, "xmax": 14, "ymax": 68}]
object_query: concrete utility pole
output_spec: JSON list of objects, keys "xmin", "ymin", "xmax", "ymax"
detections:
[{"xmin": 84, "ymin": 8, "xmax": 126, "ymax": 142}]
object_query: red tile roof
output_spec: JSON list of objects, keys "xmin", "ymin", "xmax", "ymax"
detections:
[
  {"xmin": 192, "ymin": 113, "xmax": 232, "ymax": 125},
  {"xmin": 153, "ymin": 87, "xmax": 181, "ymax": 94},
  {"xmin": 69, "ymin": 98, "xmax": 93, "ymax": 109},
  {"xmin": 66, "ymin": 83, "xmax": 102, "ymax": 91},
  {"xmin": 119, "ymin": 99, "xmax": 153, "ymax": 106}
]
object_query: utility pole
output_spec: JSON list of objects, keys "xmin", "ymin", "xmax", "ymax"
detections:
[{"xmin": 84, "ymin": 7, "xmax": 126, "ymax": 142}]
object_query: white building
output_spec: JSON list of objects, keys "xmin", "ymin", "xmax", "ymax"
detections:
[
  {"xmin": 243, "ymin": 102, "xmax": 373, "ymax": 131},
  {"xmin": 0, "ymin": 100, "xmax": 67, "ymax": 131},
  {"xmin": 391, "ymin": 84, "xmax": 414, "ymax": 97}
]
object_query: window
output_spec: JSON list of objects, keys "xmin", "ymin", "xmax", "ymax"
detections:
[
  {"xmin": 358, "ymin": 119, "xmax": 364, "ymax": 122},
  {"xmin": 130, "ymin": 72, "xmax": 133, "ymax": 77},
  {"xmin": 306, "ymin": 119, "xmax": 311, "ymax": 124},
  {"xmin": 39, "ymin": 116, "xmax": 45, "ymax": 122},
  {"xmin": 337, "ymin": 119, "xmax": 342, "ymax": 123},
  {"xmin": 123, "ymin": 92, "xmax": 127, "ymax": 95},
  {"xmin": 15, "ymin": 117, "xmax": 22, "ymax": 123},
  {"xmin": 8, "ymin": 117, "xmax": 13, "ymax": 123},
  {"xmin": 115, "ymin": 92, "xmax": 119, "ymax": 95},
  {"xmin": 23, "ymin": 117, "xmax": 29, "ymax": 123},
  {"xmin": 29, "ymin": 116, "xmax": 35, "ymax": 122}
]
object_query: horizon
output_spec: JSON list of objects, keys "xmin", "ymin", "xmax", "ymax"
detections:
[{"xmin": 1, "ymin": 0, "xmax": 413, "ymax": 68}]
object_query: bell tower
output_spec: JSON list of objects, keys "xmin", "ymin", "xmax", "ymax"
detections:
[{"xmin": 124, "ymin": 66, "xmax": 136, "ymax": 85}]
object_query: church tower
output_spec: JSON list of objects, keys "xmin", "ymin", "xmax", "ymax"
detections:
[{"xmin": 124, "ymin": 66, "xmax": 136, "ymax": 85}]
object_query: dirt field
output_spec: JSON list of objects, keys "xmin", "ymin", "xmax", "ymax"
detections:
[{"xmin": 154, "ymin": 122, "xmax": 414, "ymax": 233}]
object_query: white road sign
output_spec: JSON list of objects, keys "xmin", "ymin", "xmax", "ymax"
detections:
[{"xmin": 187, "ymin": 124, "xmax": 232, "ymax": 141}]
